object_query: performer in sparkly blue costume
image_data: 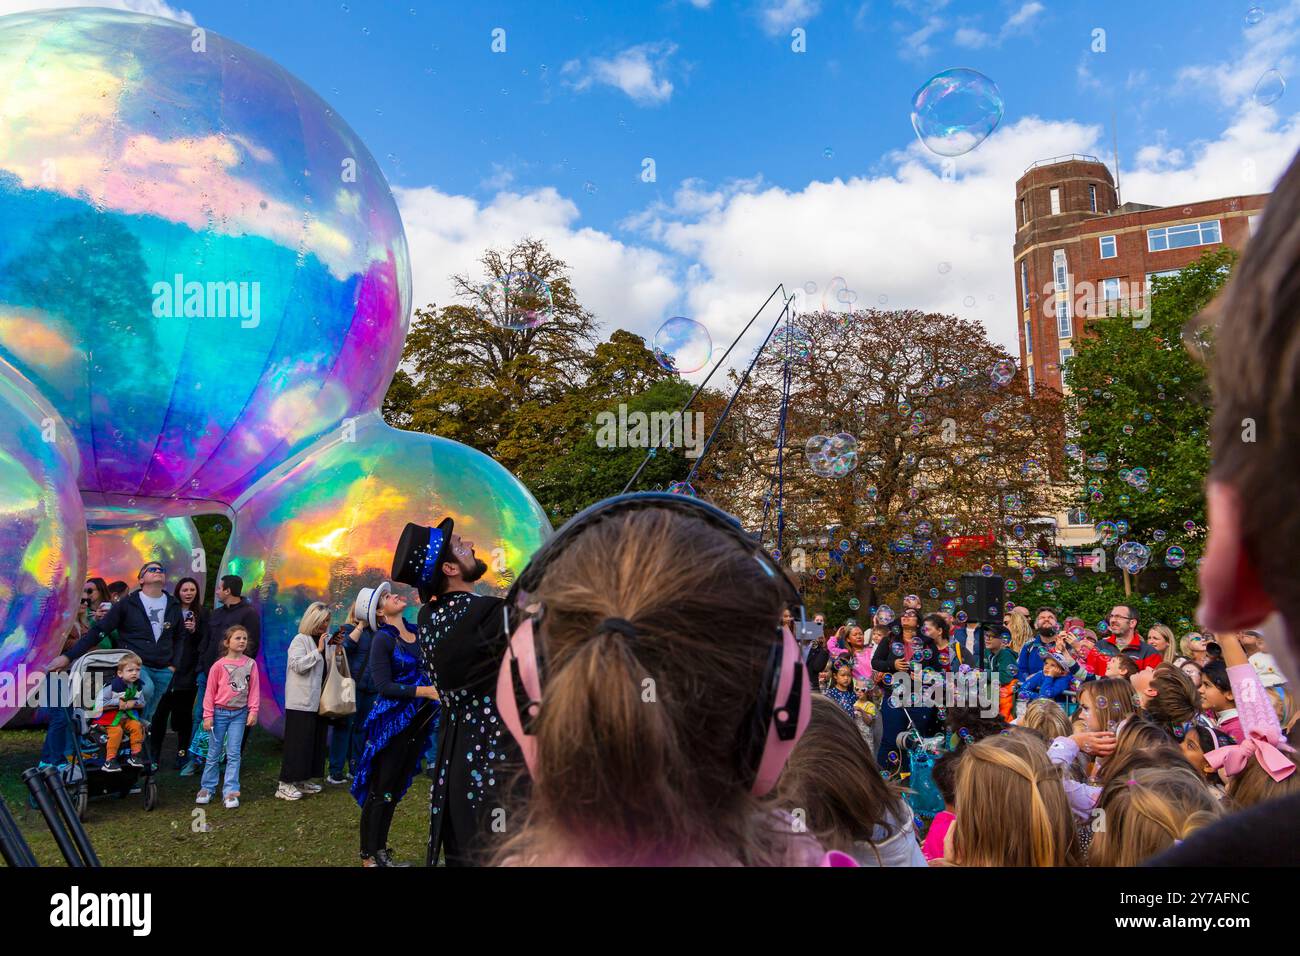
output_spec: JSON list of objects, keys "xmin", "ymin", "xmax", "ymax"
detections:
[{"xmin": 350, "ymin": 582, "xmax": 440, "ymax": 867}]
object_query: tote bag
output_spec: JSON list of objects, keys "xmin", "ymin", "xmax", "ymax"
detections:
[{"xmin": 319, "ymin": 647, "xmax": 357, "ymax": 718}]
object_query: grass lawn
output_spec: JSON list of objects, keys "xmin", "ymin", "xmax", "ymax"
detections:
[{"xmin": 0, "ymin": 727, "xmax": 432, "ymax": 866}]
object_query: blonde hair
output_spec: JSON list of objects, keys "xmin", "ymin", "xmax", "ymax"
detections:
[
  {"xmin": 1179, "ymin": 632, "xmax": 1204, "ymax": 658},
  {"xmin": 1147, "ymin": 624, "xmax": 1178, "ymax": 664},
  {"xmin": 1004, "ymin": 611, "xmax": 1032, "ymax": 653},
  {"xmin": 1077, "ymin": 677, "xmax": 1138, "ymax": 733},
  {"xmin": 951, "ymin": 732, "xmax": 1076, "ymax": 866},
  {"xmin": 298, "ymin": 601, "xmax": 331, "ymax": 637},
  {"xmin": 1089, "ymin": 766, "xmax": 1222, "ymax": 866},
  {"xmin": 1020, "ymin": 698, "xmax": 1072, "ymax": 745},
  {"xmin": 115, "ymin": 651, "xmax": 143, "ymax": 672}
]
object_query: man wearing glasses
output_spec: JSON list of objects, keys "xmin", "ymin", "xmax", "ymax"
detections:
[
  {"xmin": 50, "ymin": 562, "xmax": 184, "ymax": 727},
  {"xmin": 1075, "ymin": 604, "xmax": 1161, "ymax": 673}
]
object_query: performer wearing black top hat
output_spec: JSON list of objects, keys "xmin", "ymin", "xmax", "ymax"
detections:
[{"xmin": 391, "ymin": 518, "xmax": 514, "ymax": 866}]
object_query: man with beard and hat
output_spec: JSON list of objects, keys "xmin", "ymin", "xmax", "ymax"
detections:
[{"xmin": 391, "ymin": 518, "xmax": 514, "ymax": 866}]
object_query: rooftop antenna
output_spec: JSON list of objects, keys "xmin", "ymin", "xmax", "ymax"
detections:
[{"xmin": 1111, "ymin": 109, "xmax": 1122, "ymax": 207}]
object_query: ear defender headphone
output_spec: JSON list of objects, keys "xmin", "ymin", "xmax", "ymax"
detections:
[{"xmin": 495, "ymin": 492, "xmax": 810, "ymax": 796}]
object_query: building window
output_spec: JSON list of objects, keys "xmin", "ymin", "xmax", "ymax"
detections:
[
  {"xmin": 1021, "ymin": 197, "xmax": 1028, "ymax": 225},
  {"xmin": 1053, "ymin": 249, "xmax": 1071, "ymax": 337},
  {"xmin": 1249, "ymin": 215, "xmax": 1260, "ymax": 235},
  {"xmin": 1147, "ymin": 219, "xmax": 1222, "ymax": 252},
  {"xmin": 1020, "ymin": 260, "xmax": 1029, "ymax": 310},
  {"xmin": 1053, "ymin": 249, "xmax": 1068, "ymax": 290},
  {"xmin": 1099, "ymin": 235, "xmax": 1117, "ymax": 259},
  {"xmin": 1027, "ymin": 365, "xmax": 1035, "ymax": 394},
  {"xmin": 1024, "ymin": 318, "xmax": 1033, "ymax": 353},
  {"xmin": 1066, "ymin": 507, "xmax": 1089, "ymax": 526},
  {"xmin": 1089, "ymin": 185, "xmax": 1098, "ymax": 212},
  {"xmin": 1060, "ymin": 347, "xmax": 1074, "ymax": 368},
  {"xmin": 1101, "ymin": 277, "xmax": 1121, "ymax": 300},
  {"xmin": 1050, "ymin": 187, "xmax": 1061, "ymax": 215},
  {"xmin": 1056, "ymin": 300, "xmax": 1071, "ymax": 337}
]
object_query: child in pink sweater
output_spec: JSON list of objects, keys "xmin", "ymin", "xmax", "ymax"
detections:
[
  {"xmin": 827, "ymin": 625, "xmax": 873, "ymax": 682},
  {"xmin": 1203, "ymin": 631, "xmax": 1297, "ymax": 808},
  {"xmin": 197, "ymin": 625, "xmax": 261, "ymax": 809}
]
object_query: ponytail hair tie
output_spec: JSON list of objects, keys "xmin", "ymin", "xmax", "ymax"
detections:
[{"xmin": 600, "ymin": 617, "xmax": 640, "ymax": 640}]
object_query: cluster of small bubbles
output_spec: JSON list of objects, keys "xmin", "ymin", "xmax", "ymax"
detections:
[
  {"xmin": 805, "ymin": 433, "xmax": 859, "ymax": 477},
  {"xmin": 1115, "ymin": 541, "xmax": 1151, "ymax": 573}
]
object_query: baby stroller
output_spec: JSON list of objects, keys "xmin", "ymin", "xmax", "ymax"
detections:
[{"xmin": 58, "ymin": 649, "xmax": 160, "ymax": 819}]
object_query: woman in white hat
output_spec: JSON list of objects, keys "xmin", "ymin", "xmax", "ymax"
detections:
[
  {"xmin": 277, "ymin": 602, "xmax": 334, "ymax": 801},
  {"xmin": 349, "ymin": 582, "xmax": 440, "ymax": 867}
]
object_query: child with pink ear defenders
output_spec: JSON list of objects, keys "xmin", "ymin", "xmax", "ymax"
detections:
[{"xmin": 490, "ymin": 493, "xmax": 834, "ymax": 866}]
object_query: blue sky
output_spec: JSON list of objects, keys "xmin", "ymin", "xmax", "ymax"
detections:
[{"xmin": 8, "ymin": 0, "xmax": 1300, "ymax": 359}]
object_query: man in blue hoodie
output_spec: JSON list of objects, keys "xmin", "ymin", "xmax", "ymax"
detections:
[{"xmin": 1015, "ymin": 607, "xmax": 1060, "ymax": 681}]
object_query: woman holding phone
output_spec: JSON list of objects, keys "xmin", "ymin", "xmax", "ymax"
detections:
[{"xmin": 151, "ymin": 576, "xmax": 206, "ymax": 769}]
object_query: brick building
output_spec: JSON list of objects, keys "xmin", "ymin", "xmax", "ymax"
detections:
[{"xmin": 1012, "ymin": 154, "xmax": 1268, "ymax": 393}]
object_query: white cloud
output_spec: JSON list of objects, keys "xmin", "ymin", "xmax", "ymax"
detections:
[
  {"xmin": 900, "ymin": 16, "xmax": 946, "ymax": 60},
  {"xmin": 394, "ymin": 185, "xmax": 680, "ymax": 344},
  {"xmin": 622, "ymin": 109, "xmax": 1300, "ymax": 364},
  {"xmin": 758, "ymin": 0, "xmax": 821, "ymax": 37},
  {"xmin": 953, "ymin": 26, "xmax": 992, "ymax": 49},
  {"xmin": 0, "ymin": 0, "xmax": 194, "ymax": 22},
  {"xmin": 1121, "ymin": 107, "xmax": 1300, "ymax": 205},
  {"xmin": 563, "ymin": 42, "xmax": 678, "ymax": 106},
  {"xmin": 1178, "ymin": 0, "xmax": 1300, "ymax": 108},
  {"xmin": 1003, "ymin": 1, "xmax": 1044, "ymax": 33}
]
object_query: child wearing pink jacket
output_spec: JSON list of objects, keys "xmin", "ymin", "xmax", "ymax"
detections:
[
  {"xmin": 827, "ymin": 625, "xmax": 873, "ymax": 682},
  {"xmin": 197, "ymin": 625, "xmax": 261, "ymax": 809}
]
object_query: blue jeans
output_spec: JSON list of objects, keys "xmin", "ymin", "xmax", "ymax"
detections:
[
  {"xmin": 138, "ymin": 666, "xmax": 174, "ymax": 727},
  {"xmin": 201, "ymin": 706, "xmax": 248, "ymax": 795},
  {"xmin": 39, "ymin": 703, "xmax": 76, "ymax": 766},
  {"xmin": 348, "ymin": 689, "xmax": 377, "ymax": 773}
]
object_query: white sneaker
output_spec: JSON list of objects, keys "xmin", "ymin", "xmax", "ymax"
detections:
[
  {"xmin": 224, "ymin": 794, "xmax": 240, "ymax": 809},
  {"xmin": 275, "ymin": 782, "xmax": 303, "ymax": 801},
  {"xmin": 298, "ymin": 780, "xmax": 322, "ymax": 794},
  {"xmin": 195, "ymin": 789, "xmax": 212, "ymax": 805}
]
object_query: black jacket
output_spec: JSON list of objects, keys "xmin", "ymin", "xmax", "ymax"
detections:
[
  {"xmin": 197, "ymin": 600, "xmax": 261, "ymax": 675},
  {"xmin": 871, "ymin": 632, "xmax": 941, "ymax": 676},
  {"xmin": 805, "ymin": 644, "xmax": 831, "ymax": 690},
  {"xmin": 67, "ymin": 590, "xmax": 185, "ymax": 669},
  {"xmin": 170, "ymin": 605, "xmax": 209, "ymax": 690}
]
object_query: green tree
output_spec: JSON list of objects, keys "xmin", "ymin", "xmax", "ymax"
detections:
[{"xmin": 1062, "ymin": 248, "xmax": 1234, "ymax": 625}]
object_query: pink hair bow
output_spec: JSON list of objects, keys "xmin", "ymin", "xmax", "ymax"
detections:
[{"xmin": 1205, "ymin": 730, "xmax": 1297, "ymax": 783}]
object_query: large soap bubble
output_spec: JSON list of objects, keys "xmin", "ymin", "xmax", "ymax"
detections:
[
  {"xmin": 0, "ymin": 356, "xmax": 85, "ymax": 729},
  {"xmin": 86, "ymin": 512, "xmax": 206, "ymax": 594},
  {"xmin": 222, "ymin": 412, "xmax": 551, "ymax": 735},
  {"xmin": 911, "ymin": 68, "xmax": 1004, "ymax": 157},
  {"xmin": 0, "ymin": 9, "xmax": 411, "ymax": 515}
]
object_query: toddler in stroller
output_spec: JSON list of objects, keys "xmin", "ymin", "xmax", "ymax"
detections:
[
  {"xmin": 96, "ymin": 652, "xmax": 148, "ymax": 772},
  {"xmin": 59, "ymin": 648, "xmax": 160, "ymax": 816}
]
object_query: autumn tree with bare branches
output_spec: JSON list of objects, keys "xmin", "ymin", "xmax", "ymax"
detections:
[{"xmin": 699, "ymin": 307, "xmax": 1065, "ymax": 612}]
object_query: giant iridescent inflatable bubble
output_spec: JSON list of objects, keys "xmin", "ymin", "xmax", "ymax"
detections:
[
  {"xmin": 222, "ymin": 412, "xmax": 552, "ymax": 734},
  {"xmin": 87, "ymin": 512, "xmax": 207, "ymax": 593},
  {"xmin": 0, "ymin": 356, "xmax": 85, "ymax": 729},
  {"xmin": 0, "ymin": 8, "xmax": 410, "ymax": 515}
]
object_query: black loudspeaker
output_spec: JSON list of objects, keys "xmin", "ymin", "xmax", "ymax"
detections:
[{"xmin": 959, "ymin": 572, "xmax": 1004, "ymax": 624}]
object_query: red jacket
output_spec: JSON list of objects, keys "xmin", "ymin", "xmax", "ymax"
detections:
[{"xmin": 1083, "ymin": 633, "xmax": 1162, "ymax": 674}]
